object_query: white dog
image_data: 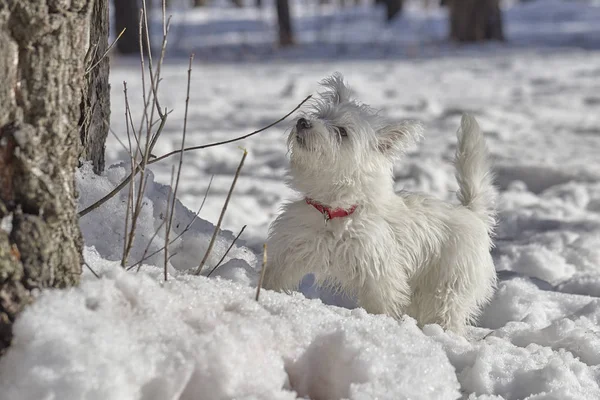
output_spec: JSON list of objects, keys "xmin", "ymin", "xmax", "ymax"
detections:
[{"xmin": 264, "ymin": 73, "xmax": 497, "ymax": 333}]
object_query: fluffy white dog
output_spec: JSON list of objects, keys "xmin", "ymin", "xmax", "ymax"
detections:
[{"xmin": 264, "ymin": 73, "xmax": 497, "ymax": 333}]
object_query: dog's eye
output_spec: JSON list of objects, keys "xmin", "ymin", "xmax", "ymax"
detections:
[{"xmin": 337, "ymin": 127, "xmax": 348, "ymax": 137}]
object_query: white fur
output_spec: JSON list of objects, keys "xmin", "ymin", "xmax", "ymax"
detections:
[{"xmin": 264, "ymin": 73, "xmax": 497, "ymax": 333}]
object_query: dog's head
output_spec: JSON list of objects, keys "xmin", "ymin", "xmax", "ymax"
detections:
[{"xmin": 287, "ymin": 73, "xmax": 423, "ymax": 204}]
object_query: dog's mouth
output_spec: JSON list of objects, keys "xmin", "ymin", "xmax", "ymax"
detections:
[{"xmin": 296, "ymin": 134, "xmax": 305, "ymax": 146}]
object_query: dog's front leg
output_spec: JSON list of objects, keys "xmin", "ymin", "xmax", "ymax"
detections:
[
  {"xmin": 357, "ymin": 274, "xmax": 411, "ymax": 320},
  {"xmin": 261, "ymin": 251, "xmax": 310, "ymax": 294},
  {"xmin": 263, "ymin": 227, "xmax": 326, "ymax": 293}
]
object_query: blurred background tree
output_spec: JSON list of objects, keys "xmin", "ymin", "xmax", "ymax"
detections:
[
  {"xmin": 111, "ymin": 0, "xmax": 505, "ymax": 55},
  {"xmin": 445, "ymin": 0, "xmax": 504, "ymax": 42}
]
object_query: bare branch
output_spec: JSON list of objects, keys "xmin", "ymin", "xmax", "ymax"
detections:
[
  {"xmin": 121, "ymin": 82, "xmax": 137, "ymax": 267},
  {"xmin": 149, "ymin": 95, "xmax": 311, "ymax": 165},
  {"xmin": 163, "ymin": 54, "xmax": 194, "ymax": 281},
  {"xmin": 163, "ymin": 165, "xmax": 176, "ymax": 281},
  {"xmin": 206, "ymin": 225, "xmax": 247, "ymax": 278},
  {"xmin": 84, "ymin": 262, "xmax": 100, "ymax": 279},
  {"xmin": 137, "ymin": 8, "xmax": 151, "ymax": 136},
  {"xmin": 107, "ymin": 123, "xmax": 133, "ymax": 160},
  {"xmin": 78, "ymin": 95, "xmax": 309, "ymax": 218},
  {"xmin": 195, "ymin": 148, "xmax": 248, "ymax": 275}
]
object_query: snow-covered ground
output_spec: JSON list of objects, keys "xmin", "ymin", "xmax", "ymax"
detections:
[{"xmin": 2, "ymin": 0, "xmax": 600, "ymax": 399}]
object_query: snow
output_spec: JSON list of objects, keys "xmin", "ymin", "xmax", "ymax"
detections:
[
  {"xmin": 0, "ymin": 251, "xmax": 460, "ymax": 400},
  {"xmin": 2, "ymin": 0, "xmax": 600, "ymax": 399}
]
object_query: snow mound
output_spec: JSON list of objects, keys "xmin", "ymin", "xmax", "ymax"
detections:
[
  {"xmin": 77, "ymin": 162, "xmax": 258, "ymax": 285},
  {"xmin": 0, "ymin": 260, "xmax": 460, "ymax": 400}
]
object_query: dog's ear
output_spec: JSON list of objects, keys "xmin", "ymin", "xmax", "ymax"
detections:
[
  {"xmin": 319, "ymin": 72, "xmax": 352, "ymax": 104},
  {"xmin": 377, "ymin": 121, "xmax": 423, "ymax": 158}
]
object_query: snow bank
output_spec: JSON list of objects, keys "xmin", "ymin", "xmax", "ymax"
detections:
[
  {"xmin": 0, "ymin": 253, "xmax": 460, "ymax": 400},
  {"xmin": 428, "ymin": 278, "xmax": 600, "ymax": 400},
  {"xmin": 77, "ymin": 162, "xmax": 258, "ymax": 285}
]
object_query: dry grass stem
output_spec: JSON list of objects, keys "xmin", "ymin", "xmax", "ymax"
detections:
[
  {"xmin": 195, "ymin": 149, "xmax": 248, "ymax": 275},
  {"xmin": 206, "ymin": 225, "xmax": 247, "ymax": 278},
  {"xmin": 121, "ymin": 82, "xmax": 137, "ymax": 267},
  {"xmin": 163, "ymin": 54, "xmax": 194, "ymax": 281},
  {"xmin": 163, "ymin": 165, "xmax": 176, "ymax": 281},
  {"xmin": 84, "ymin": 262, "xmax": 100, "ymax": 279},
  {"xmin": 255, "ymin": 244, "xmax": 268, "ymax": 301}
]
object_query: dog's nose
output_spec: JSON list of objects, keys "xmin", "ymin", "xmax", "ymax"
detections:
[{"xmin": 296, "ymin": 118, "xmax": 311, "ymax": 131}]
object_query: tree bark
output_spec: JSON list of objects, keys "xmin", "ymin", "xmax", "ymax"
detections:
[
  {"xmin": 114, "ymin": 0, "xmax": 140, "ymax": 54},
  {"xmin": 0, "ymin": 0, "xmax": 106, "ymax": 353},
  {"xmin": 383, "ymin": 0, "xmax": 403, "ymax": 22},
  {"xmin": 81, "ymin": 0, "xmax": 111, "ymax": 174},
  {"xmin": 276, "ymin": 0, "xmax": 294, "ymax": 47},
  {"xmin": 448, "ymin": 0, "xmax": 504, "ymax": 42}
]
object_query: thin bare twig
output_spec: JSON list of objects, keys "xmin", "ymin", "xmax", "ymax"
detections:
[
  {"xmin": 162, "ymin": 0, "xmax": 167, "ymax": 36},
  {"xmin": 85, "ymin": 28, "xmax": 126, "ymax": 75},
  {"xmin": 134, "ymin": 218, "xmax": 165, "ymax": 272},
  {"xmin": 138, "ymin": 8, "xmax": 151, "ymax": 136},
  {"xmin": 163, "ymin": 54, "xmax": 194, "ymax": 281},
  {"xmin": 78, "ymin": 96, "xmax": 310, "ymax": 218},
  {"xmin": 84, "ymin": 261, "xmax": 100, "ymax": 279},
  {"xmin": 195, "ymin": 148, "xmax": 248, "ymax": 275},
  {"xmin": 145, "ymin": 10, "xmax": 172, "ymax": 119},
  {"xmin": 164, "ymin": 165, "xmax": 176, "ymax": 281},
  {"xmin": 149, "ymin": 95, "xmax": 311, "ymax": 165},
  {"xmin": 150, "ymin": 108, "xmax": 173, "ymax": 129},
  {"xmin": 141, "ymin": 0, "xmax": 166, "ymax": 127},
  {"xmin": 124, "ymin": 81, "xmax": 143, "ymax": 163},
  {"xmin": 124, "ymin": 93, "xmax": 141, "ymax": 159},
  {"xmin": 206, "ymin": 225, "xmax": 247, "ymax": 278},
  {"xmin": 255, "ymin": 244, "xmax": 268, "ymax": 301},
  {"xmin": 122, "ymin": 2, "xmax": 165, "ymax": 265},
  {"xmin": 122, "ymin": 82, "xmax": 136, "ymax": 267},
  {"xmin": 127, "ymin": 175, "xmax": 214, "ymax": 271},
  {"xmin": 107, "ymin": 123, "xmax": 134, "ymax": 160}
]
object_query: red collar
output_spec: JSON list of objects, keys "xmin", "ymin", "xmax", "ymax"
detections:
[{"xmin": 305, "ymin": 198, "xmax": 358, "ymax": 221}]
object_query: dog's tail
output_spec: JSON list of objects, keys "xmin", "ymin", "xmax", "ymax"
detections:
[{"xmin": 454, "ymin": 114, "xmax": 497, "ymax": 236}]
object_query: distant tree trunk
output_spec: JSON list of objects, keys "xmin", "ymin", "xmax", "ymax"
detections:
[
  {"xmin": 276, "ymin": 0, "xmax": 294, "ymax": 46},
  {"xmin": 383, "ymin": 0, "xmax": 403, "ymax": 21},
  {"xmin": 194, "ymin": 0, "xmax": 208, "ymax": 6},
  {"xmin": 114, "ymin": 0, "xmax": 140, "ymax": 54},
  {"xmin": 0, "ymin": 0, "xmax": 108, "ymax": 353},
  {"xmin": 448, "ymin": 0, "xmax": 504, "ymax": 42},
  {"xmin": 255, "ymin": 0, "xmax": 262, "ymax": 7}
]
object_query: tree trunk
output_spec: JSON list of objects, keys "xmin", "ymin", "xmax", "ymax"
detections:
[
  {"xmin": 383, "ymin": 0, "xmax": 403, "ymax": 22},
  {"xmin": 448, "ymin": 0, "xmax": 504, "ymax": 42},
  {"xmin": 194, "ymin": 0, "xmax": 208, "ymax": 6},
  {"xmin": 114, "ymin": 0, "xmax": 140, "ymax": 54},
  {"xmin": 0, "ymin": 0, "xmax": 107, "ymax": 353},
  {"xmin": 276, "ymin": 0, "xmax": 294, "ymax": 47},
  {"xmin": 81, "ymin": 0, "xmax": 111, "ymax": 174}
]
